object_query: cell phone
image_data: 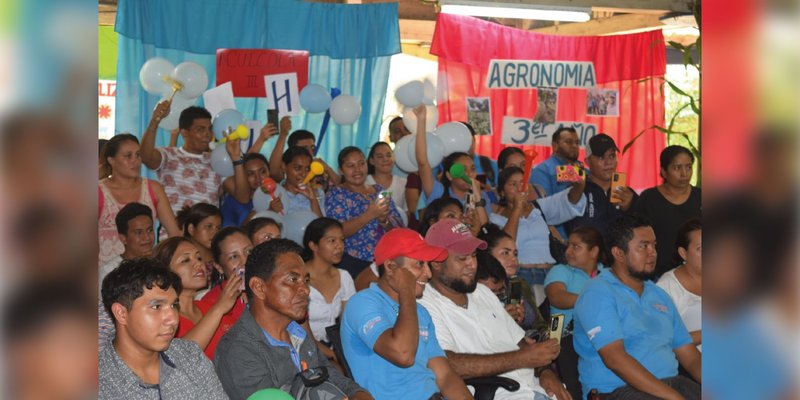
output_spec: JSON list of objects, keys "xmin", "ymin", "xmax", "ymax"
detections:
[
  {"xmin": 506, "ymin": 280, "xmax": 522, "ymax": 305},
  {"xmin": 463, "ymin": 192, "xmax": 476, "ymax": 215},
  {"xmin": 610, "ymin": 172, "xmax": 627, "ymax": 204},
  {"xmin": 266, "ymin": 108, "xmax": 279, "ymax": 127},
  {"xmin": 556, "ymin": 165, "xmax": 584, "ymax": 183},
  {"xmin": 549, "ymin": 314, "xmax": 565, "ymax": 344}
]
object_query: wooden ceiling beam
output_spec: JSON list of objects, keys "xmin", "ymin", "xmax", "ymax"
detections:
[
  {"xmin": 457, "ymin": 0, "xmax": 691, "ymax": 14},
  {"xmin": 532, "ymin": 13, "xmax": 663, "ymax": 35}
]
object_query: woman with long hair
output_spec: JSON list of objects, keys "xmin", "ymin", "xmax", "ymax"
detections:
[
  {"xmin": 633, "ymin": 145, "xmax": 701, "ymax": 276},
  {"xmin": 657, "ymin": 219, "xmax": 702, "ymax": 349},
  {"xmin": 176, "ymin": 203, "xmax": 222, "ymax": 288},
  {"xmin": 325, "ymin": 146, "xmax": 403, "ymax": 278},
  {"xmin": 366, "ymin": 141, "xmax": 408, "ymax": 225},
  {"xmin": 490, "ymin": 166, "xmax": 585, "ymax": 286},
  {"xmin": 301, "ymin": 218, "xmax": 354, "ymax": 367},
  {"xmin": 543, "ymin": 226, "xmax": 608, "ymax": 399},
  {"xmin": 98, "ymin": 133, "xmax": 180, "ymax": 264},
  {"xmin": 153, "ymin": 237, "xmax": 241, "ymax": 358}
]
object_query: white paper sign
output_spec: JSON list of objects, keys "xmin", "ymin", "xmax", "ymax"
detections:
[
  {"xmin": 264, "ymin": 73, "xmax": 300, "ymax": 116},
  {"xmin": 487, "ymin": 60, "xmax": 596, "ymax": 89},
  {"xmin": 501, "ymin": 116, "xmax": 598, "ymax": 147},
  {"xmin": 202, "ymin": 82, "xmax": 236, "ymax": 118}
]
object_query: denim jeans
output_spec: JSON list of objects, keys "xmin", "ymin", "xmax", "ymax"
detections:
[{"xmin": 517, "ymin": 267, "xmax": 548, "ymax": 286}]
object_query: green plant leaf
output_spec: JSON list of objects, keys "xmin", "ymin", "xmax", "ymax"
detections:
[
  {"xmin": 668, "ymin": 41, "xmax": 686, "ymax": 51},
  {"xmin": 689, "ymin": 98, "xmax": 700, "ymax": 114},
  {"xmin": 665, "ymin": 80, "xmax": 692, "ymax": 98}
]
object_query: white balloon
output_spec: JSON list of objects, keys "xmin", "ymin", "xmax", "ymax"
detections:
[
  {"xmin": 422, "ymin": 79, "xmax": 436, "ymax": 105},
  {"xmin": 140, "ymin": 57, "xmax": 174, "ymax": 95},
  {"xmin": 329, "ymin": 95, "xmax": 361, "ymax": 125},
  {"xmin": 252, "ymin": 189, "xmax": 274, "ymax": 212},
  {"xmin": 426, "ymin": 133, "xmax": 446, "ymax": 168},
  {"xmin": 158, "ymin": 95, "xmax": 196, "ymax": 131},
  {"xmin": 173, "ymin": 62, "xmax": 209, "ymax": 99},
  {"xmin": 251, "ymin": 210, "xmax": 283, "ymax": 226},
  {"xmin": 402, "ymin": 105, "xmax": 437, "ymax": 134},
  {"xmin": 282, "ymin": 211, "xmax": 319, "ymax": 245},
  {"xmin": 210, "ymin": 145, "xmax": 234, "ymax": 177},
  {"xmin": 434, "ymin": 122, "xmax": 473, "ymax": 155},
  {"xmin": 395, "ymin": 80, "xmax": 424, "ymax": 108},
  {"xmin": 393, "ymin": 135, "xmax": 417, "ymax": 173}
]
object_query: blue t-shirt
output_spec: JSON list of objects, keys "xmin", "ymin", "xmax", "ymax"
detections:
[
  {"xmin": 544, "ymin": 264, "xmax": 607, "ymax": 328},
  {"xmin": 341, "ymin": 283, "xmax": 445, "ymax": 399},
  {"xmin": 426, "ymin": 180, "xmax": 493, "ymax": 210},
  {"xmin": 529, "ymin": 155, "xmax": 574, "ymax": 238},
  {"xmin": 220, "ymin": 194, "xmax": 253, "ymax": 228},
  {"xmin": 573, "ymin": 270, "xmax": 692, "ymax": 398},
  {"xmin": 274, "ymin": 184, "xmax": 326, "ymax": 216}
]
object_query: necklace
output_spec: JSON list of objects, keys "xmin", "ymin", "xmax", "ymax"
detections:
[{"xmin": 456, "ymin": 298, "xmax": 469, "ymax": 309}]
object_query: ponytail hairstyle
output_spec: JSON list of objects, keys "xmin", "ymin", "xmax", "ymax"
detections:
[
  {"xmin": 495, "ymin": 166, "xmax": 524, "ymax": 207},
  {"xmin": 101, "ymin": 133, "xmax": 139, "ymax": 178},
  {"xmin": 440, "ymin": 152, "xmax": 471, "ymax": 199},
  {"xmin": 176, "ymin": 203, "xmax": 221, "ymax": 238}
]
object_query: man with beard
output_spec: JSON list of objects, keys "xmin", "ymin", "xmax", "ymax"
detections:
[
  {"xmin": 214, "ymin": 239, "xmax": 370, "ymax": 400},
  {"xmin": 420, "ymin": 219, "xmax": 571, "ymax": 400},
  {"xmin": 573, "ymin": 214, "xmax": 701, "ymax": 400}
]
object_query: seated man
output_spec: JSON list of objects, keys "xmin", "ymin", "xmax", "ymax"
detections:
[
  {"xmin": 214, "ymin": 239, "xmax": 370, "ymax": 400},
  {"xmin": 99, "ymin": 259, "xmax": 227, "ymax": 399},
  {"xmin": 573, "ymin": 214, "xmax": 701, "ymax": 399},
  {"xmin": 341, "ymin": 228, "xmax": 473, "ymax": 400},
  {"xmin": 420, "ymin": 219, "xmax": 569, "ymax": 400},
  {"xmin": 98, "ymin": 202, "xmax": 157, "ymax": 348},
  {"xmin": 99, "ymin": 202, "xmax": 155, "ymax": 285}
]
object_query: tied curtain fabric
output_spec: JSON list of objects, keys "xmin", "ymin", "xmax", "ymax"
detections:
[
  {"xmin": 114, "ymin": 0, "xmax": 400, "ymax": 169},
  {"xmin": 431, "ymin": 13, "xmax": 666, "ymax": 191}
]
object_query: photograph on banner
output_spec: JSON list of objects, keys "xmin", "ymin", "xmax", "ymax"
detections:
[
  {"xmin": 534, "ymin": 87, "xmax": 558, "ymax": 124},
  {"xmin": 501, "ymin": 116, "xmax": 597, "ymax": 147},
  {"xmin": 264, "ymin": 73, "xmax": 301, "ymax": 116},
  {"xmin": 466, "ymin": 97, "xmax": 492, "ymax": 135},
  {"xmin": 586, "ymin": 88, "xmax": 619, "ymax": 116}
]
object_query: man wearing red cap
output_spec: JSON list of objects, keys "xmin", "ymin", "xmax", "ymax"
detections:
[
  {"xmin": 341, "ymin": 228, "xmax": 473, "ymax": 400},
  {"xmin": 420, "ymin": 219, "xmax": 571, "ymax": 400}
]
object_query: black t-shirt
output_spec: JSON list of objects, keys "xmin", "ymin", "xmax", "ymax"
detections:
[
  {"xmin": 567, "ymin": 179, "xmax": 638, "ymax": 237},
  {"xmin": 633, "ymin": 186, "xmax": 702, "ymax": 277}
]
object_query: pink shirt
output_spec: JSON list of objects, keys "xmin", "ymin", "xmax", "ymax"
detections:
[{"xmin": 156, "ymin": 147, "xmax": 221, "ymax": 213}]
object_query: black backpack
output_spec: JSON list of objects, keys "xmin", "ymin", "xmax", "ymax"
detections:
[{"xmin": 280, "ymin": 366, "xmax": 349, "ymax": 400}]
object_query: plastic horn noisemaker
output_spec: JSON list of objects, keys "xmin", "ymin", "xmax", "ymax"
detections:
[
  {"xmin": 303, "ymin": 161, "xmax": 325, "ymax": 184},
  {"xmin": 449, "ymin": 163, "xmax": 472, "ymax": 185},
  {"xmin": 162, "ymin": 75, "xmax": 184, "ymax": 101},
  {"xmin": 261, "ymin": 177, "xmax": 277, "ymax": 198},
  {"xmin": 220, "ymin": 125, "xmax": 250, "ymax": 143},
  {"xmin": 520, "ymin": 148, "xmax": 538, "ymax": 192}
]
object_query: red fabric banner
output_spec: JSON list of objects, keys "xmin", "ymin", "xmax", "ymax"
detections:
[
  {"xmin": 216, "ymin": 49, "xmax": 309, "ymax": 98},
  {"xmin": 431, "ymin": 13, "xmax": 667, "ymax": 191}
]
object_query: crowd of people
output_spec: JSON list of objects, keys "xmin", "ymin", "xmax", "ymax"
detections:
[{"xmin": 98, "ymin": 100, "xmax": 702, "ymax": 400}]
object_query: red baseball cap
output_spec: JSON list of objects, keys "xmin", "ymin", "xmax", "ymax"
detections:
[
  {"xmin": 374, "ymin": 228, "xmax": 448, "ymax": 266},
  {"xmin": 425, "ymin": 218, "xmax": 487, "ymax": 255}
]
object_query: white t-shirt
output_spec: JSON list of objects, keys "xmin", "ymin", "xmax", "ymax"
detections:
[
  {"xmin": 308, "ymin": 268, "xmax": 356, "ymax": 343},
  {"xmin": 418, "ymin": 283, "xmax": 553, "ymax": 399},
  {"xmin": 657, "ymin": 268, "xmax": 702, "ymax": 351}
]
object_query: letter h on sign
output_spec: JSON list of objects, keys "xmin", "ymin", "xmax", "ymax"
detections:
[{"xmin": 264, "ymin": 73, "xmax": 301, "ymax": 116}]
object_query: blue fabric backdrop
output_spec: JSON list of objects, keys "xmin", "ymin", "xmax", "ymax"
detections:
[{"xmin": 114, "ymin": 0, "xmax": 400, "ymax": 171}]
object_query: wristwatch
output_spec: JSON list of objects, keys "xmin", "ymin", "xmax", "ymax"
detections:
[
  {"xmin": 474, "ymin": 199, "xmax": 486, "ymax": 207},
  {"xmin": 232, "ymin": 159, "xmax": 245, "ymax": 166}
]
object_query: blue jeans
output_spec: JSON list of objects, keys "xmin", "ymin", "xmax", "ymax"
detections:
[{"xmin": 517, "ymin": 267, "xmax": 548, "ymax": 286}]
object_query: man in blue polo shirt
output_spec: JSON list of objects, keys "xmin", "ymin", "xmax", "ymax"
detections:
[
  {"xmin": 573, "ymin": 214, "xmax": 701, "ymax": 399},
  {"xmin": 341, "ymin": 228, "xmax": 473, "ymax": 400},
  {"xmin": 529, "ymin": 126, "xmax": 581, "ymax": 197}
]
